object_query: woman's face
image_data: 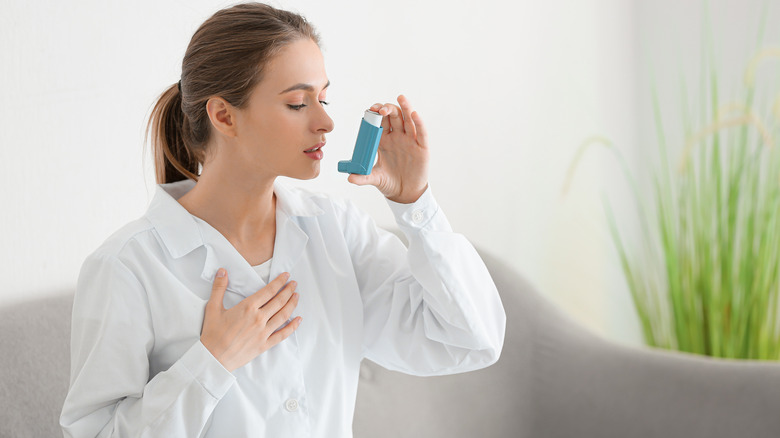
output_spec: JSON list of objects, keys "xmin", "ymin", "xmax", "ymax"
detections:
[{"xmin": 225, "ymin": 38, "xmax": 334, "ymax": 181}]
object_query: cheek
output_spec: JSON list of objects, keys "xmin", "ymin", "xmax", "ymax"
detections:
[
  {"xmin": 278, "ymin": 113, "xmax": 308, "ymax": 138},
  {"xmin": 254, "ymin": 112, "xmax": 306, "ymax": 154}
]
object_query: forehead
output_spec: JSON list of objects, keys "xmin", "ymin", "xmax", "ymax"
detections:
[{"xmin": 259, "ymin": 38, "xmax": 327, "ymax": 92}]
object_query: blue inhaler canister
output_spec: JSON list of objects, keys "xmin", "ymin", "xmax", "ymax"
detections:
[{"xmin": 338, "ymin": 109, "xmax": 383, "ymax": 175}]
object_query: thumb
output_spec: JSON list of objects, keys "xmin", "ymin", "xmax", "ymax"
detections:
[
  {"xmin": 208, "ymin": 268, "xmax": 228, "ymax": 311},
  {"xmin": 348, "ymin": 172, "xmax": 378, "ymax": 187}
]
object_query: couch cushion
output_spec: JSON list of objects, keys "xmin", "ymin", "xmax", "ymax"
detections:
[{"xmin": 0, "ymin": 292, "xmax": 73, "ymax": 438}]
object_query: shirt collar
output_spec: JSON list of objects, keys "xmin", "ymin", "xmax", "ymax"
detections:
[
  {"xmin": 145, "ymin": 179, "xmax": 324, "ymax": 296},
  {"xmin": 145, "ymin": 179, "xmax": 202, "ymax": 259}
]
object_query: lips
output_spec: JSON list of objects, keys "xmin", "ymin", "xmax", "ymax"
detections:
[{"xmin": 304, "ymin": 142, "xmax": 325, "ymax": 153}]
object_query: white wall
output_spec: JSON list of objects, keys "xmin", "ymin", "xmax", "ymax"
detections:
[
  {"xmin": 6, "ymin": 0, "xmax": 767, "ymax": 347},
  {"xmin": 0, "ymin": 0, "xmax": 636, "ymax": 345}
]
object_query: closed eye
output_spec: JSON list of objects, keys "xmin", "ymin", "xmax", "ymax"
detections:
[{"xmin": 288, "ymin": 101, "xmax": 330, "ymax": 111}]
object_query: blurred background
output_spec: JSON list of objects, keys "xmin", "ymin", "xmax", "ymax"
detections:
[{"xmin": 2, "ymin": 0, "xmax": 778, "ymax": 348}]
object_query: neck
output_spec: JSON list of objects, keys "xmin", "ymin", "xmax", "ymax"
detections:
[{"xmin": 176, "ymin": 164, "xmax": 276, "ymax": 245}]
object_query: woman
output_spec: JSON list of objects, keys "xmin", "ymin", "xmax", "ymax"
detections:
[{"xmin": 60, "ymin": 3, "xmax": 506, "ymax": 437}]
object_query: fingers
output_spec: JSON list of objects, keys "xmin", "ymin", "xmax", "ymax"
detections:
[
  {"xmin": 386, "ymin": 104, "xmax": 403, "ymax": 134},
  {"xmin": 201, "ymin": 270, "xmax": 303, "ymax": 371},
  {"xmin": 411, "ymin": 111, "xmax": 428, "ymax": 147},
  {"xmin": 347, "ymin": 168, "xmax": 381, "ymax": 187},
  {"xmin": 260, "ymin": 280, "xmax": 297, "ymax": 316},
  {"xmin": 381, "ymin": 107, "xmax": 392, "ymax": 135},
  {"xmin": 267, "ymin": 316, "xmax": 302, "ymax": 347},
  {"xmin": 347, "ymin": 173, "xmax": 368, "ymax": 186},
  {"xmin": 369, "ymin": 102, "xmax": 389, "ymax": 134},
  {"xmin": 397, "ymin": 95, "xmax": 416, "ymax": 137},
  {"xmin": 265, "ymin": 291, "xmax": 300, "ymax": 333},
  {"xmin": 247, "ymin": 272, "xmax": 290, "ymax": 308},
  {"xmin": 208, "ymin": 268, "xmax": 229, "ymax": 312},
  {"xmin": 369, "ymin": 102, "xmax": 390, "ymax": 118},
  {"xmin": 369, "ymin": 101, "xmax": 401, "ymax": 134},
  {"xmin": 369, "ymin": 96, "xmax": 418, "ymax": 137}
]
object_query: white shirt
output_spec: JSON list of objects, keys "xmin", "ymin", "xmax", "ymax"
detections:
[
  {"xmin": 60, "ymin": 178, "xmax": 506, "ymax": 438},
  {"xmin": 252, "ymin": 258, "xmax": 273, "ymax": 284}
]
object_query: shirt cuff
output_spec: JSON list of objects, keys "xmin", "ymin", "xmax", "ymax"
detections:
[
  {"xmin": 177, "ymin": 340, "xmax": 236, "ymax": 400},
  {"xmin": 385, "ymin": 184, "xmax": 452, "ymax": 233}
]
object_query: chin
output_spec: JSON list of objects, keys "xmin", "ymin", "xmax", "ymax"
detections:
[{"xmin": 289, "ymin": 164, "xmax": 321, "ymax": 181}]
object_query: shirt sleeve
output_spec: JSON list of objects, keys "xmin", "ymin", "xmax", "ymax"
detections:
[
  {"xmin": 338, "ymin": 185, "xmax": 507, "ymax": 376},
  {"xmin": 60, "ymin": 253, "xmax": 236, "ymax": 438}
]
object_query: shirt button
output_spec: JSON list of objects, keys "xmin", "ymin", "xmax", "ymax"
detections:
[
  {"xmin": 412, "ymin": 209, "xmax": 425, "ymax": 224},
  {"xmin": 285, "ymin": 398, "xmax": 299, "ymax": 412}
]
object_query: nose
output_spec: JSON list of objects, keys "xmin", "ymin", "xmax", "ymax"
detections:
[{"xmin": 313, "ymin": 103, "xmax": 334, "ymax": 134}]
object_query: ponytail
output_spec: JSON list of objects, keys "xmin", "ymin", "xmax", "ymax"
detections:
[{"xmin": 145, "ymin": 83, "xmax": 200, "ymax": 184}]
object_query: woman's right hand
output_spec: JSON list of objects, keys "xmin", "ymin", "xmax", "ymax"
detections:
[{"xmin": 200, "ymin": 268, "xmax": 302, "ymax": 372}]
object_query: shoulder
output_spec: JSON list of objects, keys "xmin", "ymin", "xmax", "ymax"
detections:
[
  {"xmin": 88, "ymin": 217, "xmax": 154, "ymax": 259},
  {"xmin": 74, "ymin": 218, "xmax": 157, "ymax": 310},
  {"xmin": 80, "ymin": 217, "xmax": 159, "ymax": 280}
]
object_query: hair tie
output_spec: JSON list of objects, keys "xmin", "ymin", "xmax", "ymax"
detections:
[{"xmin": 177, "ymin": 80, "xmax": 182, "ymax": 93}]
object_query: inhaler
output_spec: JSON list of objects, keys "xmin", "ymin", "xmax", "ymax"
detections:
[{"xmin": 338, "ymin": 109, "xmax": 383, "ymax": 175}]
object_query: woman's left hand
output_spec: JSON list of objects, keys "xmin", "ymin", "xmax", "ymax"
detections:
[{"xmin": 347, "ymin": 94, "xmax": 429, "ymax": 204}]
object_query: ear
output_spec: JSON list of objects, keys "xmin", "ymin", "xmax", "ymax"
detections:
[{"xmin": 206, "ymin": 96, "xmax": 238, "ymax": 138}]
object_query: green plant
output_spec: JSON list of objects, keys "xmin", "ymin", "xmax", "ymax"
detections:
[{"xmin": 563, "ymin": 10, "xmax": 780, "ymax": 360}]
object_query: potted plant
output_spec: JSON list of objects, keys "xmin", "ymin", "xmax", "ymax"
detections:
[{"xmin": 563, "ymin": 19, "xmax": 780, "ymax": 360}]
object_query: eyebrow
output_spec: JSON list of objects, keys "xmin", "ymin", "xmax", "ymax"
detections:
[{"xmin": 279, "ymin": 80, "xmax": 330, "ymax": 94}]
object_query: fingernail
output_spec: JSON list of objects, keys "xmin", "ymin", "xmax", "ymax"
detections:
[{"xmin": 216, "ymin": 268, "xmax": 226, "ymax": 278}]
